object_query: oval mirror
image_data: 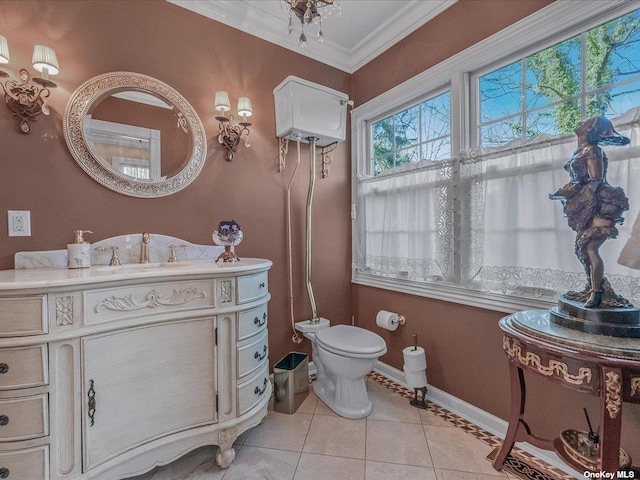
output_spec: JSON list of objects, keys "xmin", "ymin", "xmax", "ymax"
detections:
[{"xmin": 63, "ymin": 72, "xmax": 206, "ymax": 198}]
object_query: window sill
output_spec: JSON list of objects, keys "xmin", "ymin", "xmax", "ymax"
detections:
[{"xmin": 352, "ymin": 272, "xmax": 556, "ymax": 314}]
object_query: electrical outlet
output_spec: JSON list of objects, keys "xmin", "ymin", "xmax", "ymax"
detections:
[{"xmin": 8, "ymin": 210, "xmax": 31, "ymax": 237}]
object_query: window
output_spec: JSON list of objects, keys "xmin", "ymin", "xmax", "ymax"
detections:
[
  {"xmin": 372, "ymin": 91, "xmax": 451, "ymax": 175},
  {"xmin": 477, "ymin": 10, "xmax": 640, "ymax": 147},
  {"xmin": 352, "ymin": 3, "xmax": 640, "ymax": 312},
  {"xmin": 357, "ymin": 90, "xmax": 453, "ymax": 284}
]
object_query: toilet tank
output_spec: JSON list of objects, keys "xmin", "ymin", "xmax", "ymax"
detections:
[{"xmin": 273, "ymin": 76, "xmax": 348, "ymax": 147}]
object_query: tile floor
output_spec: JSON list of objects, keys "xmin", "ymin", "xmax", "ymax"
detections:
[{"xmin": 131, "ymin": 378, "xmax": 526, "ymax": 480}]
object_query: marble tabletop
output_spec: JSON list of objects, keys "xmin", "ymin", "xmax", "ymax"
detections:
[
  {"xmin": 3, "ymin": 234, "xmax": 270, "ymax": 291},
  {"xmin": 505, "ymin": 309, "xmax": 640, "ymax": 360},
  {"xmin": 0, "ymin": 258, "xmax": 272, "ymax": 291}
]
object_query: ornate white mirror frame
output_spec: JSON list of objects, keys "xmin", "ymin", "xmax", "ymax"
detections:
[{"xmin": 63, "ymin": 71, "xmax": 206, "ymax": 198}]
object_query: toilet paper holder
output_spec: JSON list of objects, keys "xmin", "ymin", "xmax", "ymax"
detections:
[{"xmin": 376, "ymin": 310, "xmax": 406, "ymax": 331}]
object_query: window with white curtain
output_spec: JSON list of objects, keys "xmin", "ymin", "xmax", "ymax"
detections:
[{"xmin": 352, "ymin": 1, "xmax": 640, "ymax": 313}]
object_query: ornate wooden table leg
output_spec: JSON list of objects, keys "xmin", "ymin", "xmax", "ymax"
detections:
[
  {"xmin": 600, "ymin": 367, "xmax": 623, "ymax": 474},
  {"xmin": 493, "ymin": 361, "xmax": 526, "ymax": 470}
]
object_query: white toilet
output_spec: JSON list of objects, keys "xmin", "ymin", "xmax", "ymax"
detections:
[{"xmin": 295, "ymin": 318, "xmax": 387, "ymax": 419}]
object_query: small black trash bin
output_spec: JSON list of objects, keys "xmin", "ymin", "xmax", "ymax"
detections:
[{"xmin": 273, "ymin": 352, "xmax": 309, "ymax": 414}]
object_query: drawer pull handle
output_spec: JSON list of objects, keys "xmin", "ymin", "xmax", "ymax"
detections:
[
  {"xmin": 0, "ymin": 364, "xmax": 7, "ymax": 374},
  {"xmin": 88, "ymin": 379, "xmax": 96, "ymax": 427},
  {"xmin": 254, "ymin": 345, "xmax": 268, "ymax": 361},
  {"xmin": 254, "ymin": 378, "xmax": 268, "ymax": 396},
  {"xmin": 259, "ymin": 282, "xmax": 265, "ymax": 288},
  {"xmin": 0, "ymin": 416, "xmax": 8, "ymax": 426},
  {"xmin": 0, "ymin": 467, "xmax": 9, "ymax": 478},
  {"xmin": 253, "ymin": 313, "xmax": 267, "ymax": 327}
]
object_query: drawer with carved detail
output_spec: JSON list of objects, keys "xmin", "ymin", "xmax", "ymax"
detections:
[
  {"xmin": 0, "ymin": 345, "xmax": 48, "ymax": 391},
  {"xmin": 237, "ymin": 304, "xmax": 268, "ymax": 341},
  {"xmin": 237, "ymin": 363, "xmax": 270, "ymax": 416},
  {"xmin": 237, "ymin": 329, "xmax": 268, "ymax": 380},
  {"xmin": 237, "ymin": 272, "xmax": 268, "ymax": 304},
  {"xmin": 0, "ymin": 445, "xmax": 48, "ymax": 479},
  {"xmin": 0, "ymin": 393, "xmax": 48, "ymax": 441},
  {"xmin": 0, "ymin": 296, "xmax": 47, "ymax": 337},
  {"xmin": 84, "ymin": 280, "xmax": 216, "ymax": 324}
]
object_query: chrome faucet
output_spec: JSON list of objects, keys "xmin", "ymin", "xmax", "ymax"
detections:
[{"xmin": 140, "ymin": 233, "xmax": 150, "ymax": 264}]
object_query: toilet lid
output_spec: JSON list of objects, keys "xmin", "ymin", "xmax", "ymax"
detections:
[{"xmin": 316, "ymin": 325, "xmax": 386, "ymax": 358}]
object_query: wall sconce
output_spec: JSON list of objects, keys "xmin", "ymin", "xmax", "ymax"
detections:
[
  {"xmin": 214, "ymin": 91, "xmax": 252, "ymax": 161},
  {"xmin": 0, "ymin": 37, "xmax": 60, "ymax": 134}
]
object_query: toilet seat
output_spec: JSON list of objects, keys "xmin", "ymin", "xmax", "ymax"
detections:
[{"xmin": 316, "ymin": 325, "xmax": 386, "ymax": 359}]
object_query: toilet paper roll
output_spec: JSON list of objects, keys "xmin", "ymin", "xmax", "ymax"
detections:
[
  {"xmin": 403, "ymin": 365, "xmax": 427, "ymax": 389},
  {"xmin": 376, "ymin": 310, "xmax": 399, "ymax": 331},
  {"xmin": 403, "ymin": 346, "xmax": 427, "ymax": 371}
]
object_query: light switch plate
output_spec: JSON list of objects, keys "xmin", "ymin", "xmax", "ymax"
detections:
[{"xmin": 8, "ymin": 210, "xmax": 31, "ymax": 237}]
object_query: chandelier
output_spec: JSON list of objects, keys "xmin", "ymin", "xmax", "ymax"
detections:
[{"xmin": 282, "ymin": 0, "xmax": 342, "ymax": 47}]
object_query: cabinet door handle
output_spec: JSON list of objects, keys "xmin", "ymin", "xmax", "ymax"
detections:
[
  {"xmin": 253, "ymin": 313, "xmax": 267, "ymax": 328},
  {"xmin": 254, "ymin": 378, "xmax": 268, "ymax": 396},
  {"xmin": 0, "ymin": 364, "xmax": 8, "ymax": 374},
  {"xmin": 87, "ymin": 379, "xmax": 96, "ymax": 427},
  {"xmin": 0, "ymin": 416, "xmax": 8, "ymax": 426},
  {"xmin": 0, "ymin": 467, "xmax": 9, "ymax": 478},
  {"xmin": 254, "ymin": 345, "xmax": 268, "ymax": 361}
]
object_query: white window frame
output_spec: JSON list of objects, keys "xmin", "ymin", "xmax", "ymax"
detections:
[{"xmin": 351, "ymin": 0, "xmax": 639, "ymax": 314}]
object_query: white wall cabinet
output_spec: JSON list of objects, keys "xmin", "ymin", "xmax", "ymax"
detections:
[{"xmin": 0, "ymin": 258, "xmax": 272, "ymax": 480}]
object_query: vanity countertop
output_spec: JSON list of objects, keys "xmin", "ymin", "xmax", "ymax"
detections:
[{"xmin": 0, "ymin": 258, "xmax": 272, "ymax": 291}]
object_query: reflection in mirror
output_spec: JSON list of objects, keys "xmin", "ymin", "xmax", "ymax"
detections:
[
  {"xmin": 84, "ymin": 115, "xmax": 161, "ymax": 182},
  {"xmin": 64, "ymin": 72, "xmax": 206, "ymax": 198},
  {"xmin": 85, "ymin": 91, "xmax": 191, "ymax": 181}
]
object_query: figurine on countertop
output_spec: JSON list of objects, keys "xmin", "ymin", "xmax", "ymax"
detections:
[{"xmin": 213, "ymin": 220, "xmax": 243, "ymax": 263}]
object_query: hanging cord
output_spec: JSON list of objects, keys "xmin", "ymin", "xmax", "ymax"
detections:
[{"xmin": 287, "ymin": 140, "xmax": 303, "ymax": 344}]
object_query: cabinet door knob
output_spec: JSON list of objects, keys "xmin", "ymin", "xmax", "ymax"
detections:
[
  {"xmin": 0, "ymin": 467, "xmax": 9, "ymax": 478},
  {"xmin": 0, "ymin": 416, "xmax": 7, "ymax": 426},
  {"xmin": 0, "ymin": 364, "xmax": 8, "ymax": 374},
  {"xmin": 259, "ymin": 282, "xmax": 265, "ymax": 288}
]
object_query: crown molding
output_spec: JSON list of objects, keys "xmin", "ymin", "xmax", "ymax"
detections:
[
  {"xmin": 349, "ymin": 0, "xmax": 457, "ymax": 72},
  {"xmin": 168, "ymin": 0, "xmax": 457, "ymax": 73}
]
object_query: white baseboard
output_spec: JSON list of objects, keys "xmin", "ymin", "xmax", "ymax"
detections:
[{"xmin": 373, "ymin": 361, "xmax": 582, "ymax": 479}]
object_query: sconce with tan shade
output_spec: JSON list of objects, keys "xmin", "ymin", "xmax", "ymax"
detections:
[
  {"xmin": 215, "ymin": 91, "xmax": 252, "ymax": 161},
  {"xmin": 0, "ymin": 37, "xmax": 60, "ymax": 134}
]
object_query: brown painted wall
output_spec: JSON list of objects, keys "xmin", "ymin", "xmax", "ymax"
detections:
[
  {"xmin": 0, "ymin": 0, "xmax": 352, "ymax": 368},
  {"xmin": 352, "ymin": 0, "xmax": 640, "ymax": 463},
  {"xmin": 2, "ymin": 0, "xmax": 638, "ymax": 467}
]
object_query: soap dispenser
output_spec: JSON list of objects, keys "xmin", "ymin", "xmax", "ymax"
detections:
[{"xmin": 67, "ymin": 230, "xmax": 93, "ymax": 269}]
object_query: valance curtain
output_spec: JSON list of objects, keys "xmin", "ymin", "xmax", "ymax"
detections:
[
  {"xmin": 354, "ymin": 108, "xmax": 640, "ymax": 306},
  {"xmin": 353, "ymin": 160, "xmax": 455, "ymax": 283},
  {"xmin": 461, "ymin": 108, "xmax": 640, "ymax": 304}
]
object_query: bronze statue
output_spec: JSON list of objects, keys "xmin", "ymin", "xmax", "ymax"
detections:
[{"xmin": 550, "ymin": 116, "xmax": 631, "ymax": 309}]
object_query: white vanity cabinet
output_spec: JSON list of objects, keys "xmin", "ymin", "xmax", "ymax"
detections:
[{"xmin": 0, "ymin": 258, "xmax": 272, "ymax": 480}]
